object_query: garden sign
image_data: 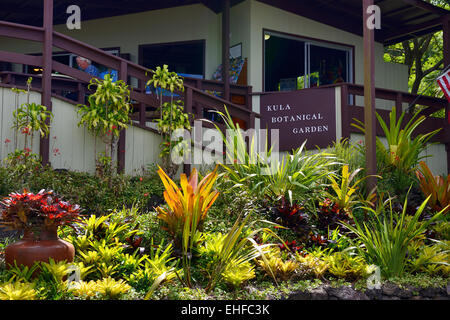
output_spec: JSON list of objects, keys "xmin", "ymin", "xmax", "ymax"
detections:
[{"xmin": 260, "ymin": 88, "xmax": 336, "ymax": 151}]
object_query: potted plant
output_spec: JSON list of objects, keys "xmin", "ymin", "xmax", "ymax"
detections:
[{"xmin": 0, "ymin": 189, "xmax": 82, "ymax": 269}]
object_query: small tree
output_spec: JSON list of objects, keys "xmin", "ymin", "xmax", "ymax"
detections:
[
  {"xmin": 77, "ymin": 74, "xmax": 132, "ymax": 176},
  {"xmin": 7, "ymin": 77, "xmax": 52, "ymax": 175},
  {"xmin": 147, "ymin": 65, "xmax": 191, "ymax": 177}
]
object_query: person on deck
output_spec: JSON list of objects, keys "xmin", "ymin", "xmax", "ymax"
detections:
[{"xmin": 76, "ymin": 56, "xmax": 99, "ymax": 77}]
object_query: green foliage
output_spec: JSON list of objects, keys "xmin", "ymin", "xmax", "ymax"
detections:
[
  {"xmin": 407, "ymin": 240, "xmax": 449, "ymax": 276},
  {"xmin": 77, "ymin": 73, "xmax": 132, "ymax": 170},
  {"xmin": 125, "ymin": 241, "xmax": 178, "ymax": 294},
  {"xmin": 325, "ymin": 165, "xmax": 369, "ymax": 214},
  {"xmin": 221, "ymin": 260, "xmax": 255, "ymax": 289},
  {"xmin": 416, "ymin": 161, "xmax": 450, "ymax": 214},
  {"xmin": 295, "ymin": 250, "xmax": 329, "ymax": 279},
  {"xmin": 353, "ymin": 107, "xmax": 440, "ymax": 176},
  {"xmin": 256, "ymin": 248, "xmax": 299, "ymax": 282},
  {"xmin": 204, "ymin": 213, "xmax": 278, "ymax": 292},
  {"xmin": 155, "ymin": 165, "xmax": 219, "ymax": 257},
  {"xmin": 0, "ymin": 281, "xmax": 37, "ymax": 300},
  {"xmin": 155, "ymin": 100, "xmax": 191, "ymax": 160},
  {"xmin": 13, "ymin": 102, "xmax": 52, "ymax": 140},
  {"xmin": 210, "ymin": 108, "xmax": 336, "ymax": 205},
  {"xmin": 342, "ymin": 194, "xmax": 446, "ymax": 278},
  {"xmin": 260, "ymin": 141, "xmax": 337, "ymax": 205},
  {"xmin": 3, "ymin": 262, "xmax": 39, "ymax": 282},
  {"xmin": 146, "ymin": 65, "xmax": 189, "ymax": 175},
  {"xmin": 324, "ymin": 252, "xmax": 371, "ymax": 281},
  {"xmin": 0, "ymin": 165, "xmax": 163, "ymax": 216},
  {"xmin": 94, "ymin": 277, "xmax": 131, "ymax": 300}
]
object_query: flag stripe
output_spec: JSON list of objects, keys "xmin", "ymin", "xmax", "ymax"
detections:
[{"xmin": 437, "ymin": 72, "xmax": 450, "ymax": 101}]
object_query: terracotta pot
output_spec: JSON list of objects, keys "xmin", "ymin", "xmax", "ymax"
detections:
[{"xmin": 5, "ymin": 226, "xmax": 75, "ymax": 269}]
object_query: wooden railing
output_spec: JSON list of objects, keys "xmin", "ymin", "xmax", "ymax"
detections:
[
  {"xmin": 335, "ymin": 82, "xmax": 450, "ymax": 144},
  {"xmin": 0, "ymin": 19, "xmax": 258, "ymax": 171}
]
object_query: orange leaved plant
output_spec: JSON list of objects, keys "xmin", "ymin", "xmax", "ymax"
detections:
[
  {"xmin": 155, "ymin": 165, "xmax": 220, "ymax": 249},
  {"xmin": 416, "ymin": 161, "xmax": 450, "ymax": 214}
]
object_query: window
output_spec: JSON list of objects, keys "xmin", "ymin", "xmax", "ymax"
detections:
[
  {"xmin": 139, "ymin": 40, "xmax": 205, "ymax": 78},
  {"xmin": 264, "ymin": 31, "xmax": 353, "ymax": 92}
]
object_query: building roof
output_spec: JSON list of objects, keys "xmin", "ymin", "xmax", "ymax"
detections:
[
  {"xmin": 0, "ymin": 0, "xmax": 448, "ymax": 45},
  {"xmin": 259, "ymin": 0, "xmax": 450, "ymax": 45}
]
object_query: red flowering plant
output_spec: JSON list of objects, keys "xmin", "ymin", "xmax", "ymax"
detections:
[
  {"xmin": 0, "ymin": 189, "xmax": 82, "ymax": 235},
  {"xmin": 314, "ymin": 198, "xmax": 354, "ymax": 232},
  {"xmin": 270, "ymin": 197, "xmax": 312, "ymax": 242}
]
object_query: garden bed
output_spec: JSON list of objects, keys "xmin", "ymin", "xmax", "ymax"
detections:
[{"xmin": 0, "ymin": 107, "xmax": 448, "ymax": 301}]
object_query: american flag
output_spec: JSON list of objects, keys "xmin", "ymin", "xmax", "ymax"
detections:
[
  {"xmin": 437, "ymin": 68, "xmax": 450, "ymax": 102},
  {"xmin": 437, "ymin": 68, "xmax": 450, "ymax": 124}
]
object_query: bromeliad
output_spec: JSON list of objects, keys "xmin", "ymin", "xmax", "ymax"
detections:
[{"xmin": 155, "ymin": 165, "xmax": 220, "ymax": 249}]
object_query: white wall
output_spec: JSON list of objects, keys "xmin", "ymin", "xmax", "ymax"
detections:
[
  {"xmin": 0, "ymin": 87, "xmax": 41, "ymax": 162},
  {"xmin": 0, "ymin": 87, "xmax": 162, "ymax": 175}
]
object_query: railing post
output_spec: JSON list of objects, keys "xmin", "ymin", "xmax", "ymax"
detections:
[
  {"xmin": 246, "ymin": 85, "xmax": 253, "ymax": 111},
  {"xmin": 139, "ymin": 79, "xmax": 146, "ymax": 126},
  {"xmin": 40, "ymin": 0, "xmax": 53, "ymax": 166},
  {"xmin": 341, "ymin": 84, "xmax": 350, "ymax": 140},
  {"xmin": 184, "ymin": 87, "xmax": 193, "ymax": 174},
  {"xmin": 77, "ymin": 82, "xmax": 85, "ymax": 104},
  {"xmin": 249, "ymin": 112, "xmax": 256, "ymax": 129},
  {"xmin": 395, "ymin": 92, "xmax": 403, "ymax": 122},
  {"xmin": 222, "ymin": 0, "xmax": 230, "ymax": 101},
  {"xmin": 117, "ymin": 60, "xmax": 128, "ymax": 174}
]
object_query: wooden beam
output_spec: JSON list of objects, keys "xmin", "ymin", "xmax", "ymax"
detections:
[
  {"xmin": 382, "ymin": 17, "xmax": 443, "ymax": 45},
  {"xmin": 40, "ymin": 0, "xmax": 53, "ymax": 166},
  {"xmin": 222, "ymin": 0, "xmax": 230, "ymax": 101},
  {"xmin": 363, "ymin": 0, "xmax": 377, "ymax": 192},
  {"xmin": 401, "ymin": 0, "xmax": 450, "ymax": 16}
]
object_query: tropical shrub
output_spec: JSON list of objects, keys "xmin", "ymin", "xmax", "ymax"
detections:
[
  {"xmin": 155, "ymin": 165, "xmax": 219, "ymax": 249},
  {"xmin": 325, "ymin": 165, "xmax": 369, "ymax": 214},
  {"xmin": 210, "ymin": 108, "xmax": 337, "ymax": 205},
  {"xmin": 352, "ymin": 107, "xmax": 440, "ymax": 199},
  {"xmin": 295, "ymin": 250, "xmax": 329, "ymax": 279},
  {"xmin": 0, "ymin": 189, "xmax": 82, "ymax": 234},
  {"xmin": 270, "ymin": 199, "xmax": 311, "ymax": 242},
  {"xmin": 77, "ymin": 73, "xmax": 132, "ymax": 174},
  {"xmin": 353, "ymin": 107, "xmax": 440, "ymax": 175},
  {"xmin": 324, "ymin": 252, "xmax": 371, "ymax": 281},
  {"xmin": 256, "ymin": 247, "xmax": 299, "ymax": 281},
  {"xmin": 342, "ymin": 194, "xmax": 446, "ymax": 278},
  {"xmin": 407, "ymin": 239, "xmax": 449, "ymax": 276},
  {"xmin": 416, "ymin": 161, "xmax": 450, "ymax": 214},
  {"xmin": 0, "ymin": 282, "xmax": 37, "ymax": 300},
  {"xmin": 147, "ymin": 65, "xmax": 189, "ymax": 177}
]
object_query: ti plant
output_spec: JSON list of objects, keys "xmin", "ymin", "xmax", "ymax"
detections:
[
  {"xmin": 416, "ymin": 161, "xmax": 450, "ymax": 214},
  {"xmin": 77, "ymin": 73, "xmax": 132, "ymax": 175}
]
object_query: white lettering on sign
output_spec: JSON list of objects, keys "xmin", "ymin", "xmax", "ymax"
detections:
[
  {"xmin": 293, "ymin": 126, "xmax": 329, "ymax": 134},
  {"xmin": 270, "ymin": 113, "xmax": 323, "ymax": 124},
  {"xmin": 266, "ymin": 104, "xmax": 291, "ymax": 112}
]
